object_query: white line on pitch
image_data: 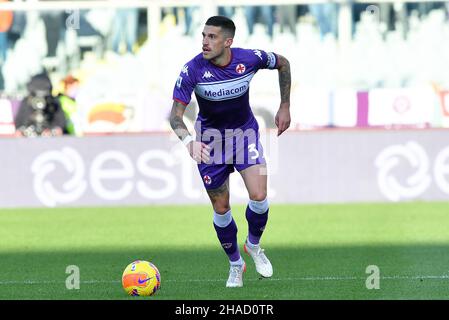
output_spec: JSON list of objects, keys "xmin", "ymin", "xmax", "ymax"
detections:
[{"xmin": 0, "ymin": 275, "xmax": 448, "ymax": 285}]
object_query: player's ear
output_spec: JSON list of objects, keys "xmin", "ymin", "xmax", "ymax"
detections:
[{"xmin": 225, "ymin": 37, "xmax": 233, "ymax": 48}]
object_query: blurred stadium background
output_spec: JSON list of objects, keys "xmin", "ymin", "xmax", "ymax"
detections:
[
  {"xmin": 1, "ymin": 0, "xmax": 449, "ymax": 300},
  {"xmin": 1, "ymin": 0, "xmax": 449, "ymax": 135}
]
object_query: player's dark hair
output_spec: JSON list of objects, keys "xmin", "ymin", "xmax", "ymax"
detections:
[{"xmin": 205, "ymin": 16, "xmax": 236, "ymax": 38}]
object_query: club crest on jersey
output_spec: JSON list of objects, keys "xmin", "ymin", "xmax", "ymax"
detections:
[
  {"xmin": 235, "ymin": 64, "xmax": 246, "ymax": 74},
  {"xmin": 203, "ymin": 175, "xmax": 212, "ymax": 185}
]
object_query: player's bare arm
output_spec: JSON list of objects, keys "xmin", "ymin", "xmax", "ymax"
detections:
[
  {"xmin": 275, "ymin": 54, "xmax": 291, "ymax": 136},
  {"xmin": 169, "ymin": 100, "xmax": 210, "ymax": 162}
]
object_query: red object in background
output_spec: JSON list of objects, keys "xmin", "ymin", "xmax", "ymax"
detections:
[
  {"xmin": 439, "ymin": 90, "xmax": 449, "ymax": 117},
  {"xmin": 0, "ymin": 0, "xmax": 14, "ymax": 33}
]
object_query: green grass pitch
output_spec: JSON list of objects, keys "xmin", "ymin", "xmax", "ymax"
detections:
[{"xmin": 0, "ymin": 202, "xmax": 449, "ymax": 300}]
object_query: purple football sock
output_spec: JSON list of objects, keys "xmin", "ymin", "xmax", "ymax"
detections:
[
  {"xmin": 245, "ymin": 204, "xmax": 269, "ymax": 246},
  {"xmin": 213, "ymin": 218, "xmax": 241, "ymax": 262}
]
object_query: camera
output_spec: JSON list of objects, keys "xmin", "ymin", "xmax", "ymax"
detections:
[
  {"xmin": 17, "ymin": 73, "xmax": 62, "ymax": 137},
  {"xmin": 30, "ymin": 89, "xmax": 49, "ymax": 111}
]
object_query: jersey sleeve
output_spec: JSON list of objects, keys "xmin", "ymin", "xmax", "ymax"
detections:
[
  {"xmin": 172, "ymin": 62, "xmax": 197, "ymax": 106},
  {"xmin": 251, "ymin": 49, "xmax": 278, "ymax": 71}
]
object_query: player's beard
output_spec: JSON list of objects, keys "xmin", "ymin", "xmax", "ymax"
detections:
[
  {"xmin": 206, "ymin": 48, "xmax": 226, "ymax": 64},
  {"xmin": 203, "ymin": 42, "xmax": 224, "ymax": 59},
  {"xmin": 203, "ymin": 50, "xmax": 219, "ymax": 61}
]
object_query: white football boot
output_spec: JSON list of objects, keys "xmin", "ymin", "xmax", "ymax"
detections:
[
  {"xmin": 226, "ymin": 262, "xmax": 246, "ymax": 288},
  {"xmin": 244, "ymin": 240, "xmax": 273, "ymax": 278}
]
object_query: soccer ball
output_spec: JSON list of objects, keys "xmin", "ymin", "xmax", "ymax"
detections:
[{"xmin": 122, "ymin": 260, "xmax": 161, "ymax": 296}]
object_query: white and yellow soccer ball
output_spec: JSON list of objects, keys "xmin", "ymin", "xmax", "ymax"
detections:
[{"xmin": 122, "ymin": 260, "xmax": 161, "ymax": 296}]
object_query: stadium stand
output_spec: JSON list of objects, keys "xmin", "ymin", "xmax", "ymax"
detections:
[{"xmin": 1, "ymin": 0, "xmax": 449, "ymax": 135}]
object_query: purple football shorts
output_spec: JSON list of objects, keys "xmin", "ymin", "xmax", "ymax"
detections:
[{"xmin": 197, "ymin": 127, "xmax": 266, "ymax": 190}]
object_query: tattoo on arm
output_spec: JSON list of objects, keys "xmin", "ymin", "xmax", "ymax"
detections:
[
  {"xmin": 169, "ymin": 101, "xmax": 190, "ymax": 141},
  {"xmin": 277, "ymin": 54, "xmax": 291, "ymax": 104}
]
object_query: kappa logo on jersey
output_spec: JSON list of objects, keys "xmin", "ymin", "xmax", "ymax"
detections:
[
  {"xmin": 235, "ymin": 64, "xmax": 246, "ymax": 74},
  {"xmin": 202, "ymin": 71, "xmax": 214, "ymax": 79},
  {"xmin": 253, "ymin": 49, "xmax": 263, "ymax": 61},
  {"xmin": 203, "ymin": 175, "xmax": 212, "ymax": 185},
  {"xmin": 181, "ymin": 65, "xmax": 189, "ymax": 76}
]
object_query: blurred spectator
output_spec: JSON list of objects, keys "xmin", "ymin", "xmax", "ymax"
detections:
[
  {"xmin": 218, "ymin": 6, "xmax": 236, "ymax": 18},
  {"xmin": 14, "ymin": 73, "xmax": 67, "ymax": 137},
  {"xmin": 58, "ymin": 75, "xmax": 81, "ymax": 136},
  {"xmin": 75, "ymin": 9, "xmax": 107, "ymax": 61},
  {"xmin": 378, "ymin": 3, "xmax": 395, "ymax": 33},
  {"xmin": 180, "ymin": 6, "xmax": 236, "ymax": 37},
  {"xmin": 183, "ymin": 6, "xmax": 199, "ymax": 36},
  {"xmin": 245, "ymin": 5, "xmax": 275, "ymax": 40},
  {"xmin": 406, "ymin": 1, "xmax": 444, "ymax": 18},
  {"xmin": 0, "ymin": 0, "xmax": 13, "ymax": 63},
  {"xmin": 6, "ymin": 2, "xmax": 26, "ymax": 50},
  {"xmin": 309, "ymin": 2, "xmax": 339, "ymax": 39},
  {"xmin": 351, "ymin": 2, "xmax": 368, "ymax": 37},
  {"xmin": 277, "ymin": 5, "xmax": 298, "ymax": 37},
  {"xmin": 40, "ymin": 10, "xmax": 65, "ymax": 57},
  {"xmin": 111, "ymin": 8, "xmax": 139, "ymax": 54}
]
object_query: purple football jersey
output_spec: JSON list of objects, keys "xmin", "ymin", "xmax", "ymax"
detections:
[{"xmin": 173, "ymin": 48, "xmax": 278, "ymax": 134}]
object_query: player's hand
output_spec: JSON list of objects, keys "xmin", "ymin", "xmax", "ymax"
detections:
[
  {"xmin": 187, "ymin": 141, "xmax": 211, "ymax": 163},
  {"xmin": 275, "ymin": 103, "xmax": 291, "ymax": 136}
]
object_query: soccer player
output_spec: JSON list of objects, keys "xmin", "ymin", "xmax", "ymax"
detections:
[{"xmin": 169, "ymin": 16, "xmax": 291, "ymax": 287}]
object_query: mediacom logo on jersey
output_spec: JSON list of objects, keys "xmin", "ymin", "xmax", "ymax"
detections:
[{"xmin": 203, "ymin": 83, "xmax": 248, "ymax": 99}]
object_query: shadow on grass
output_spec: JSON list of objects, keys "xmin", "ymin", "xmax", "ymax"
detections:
[{"xmin": 0, "ymin": 244, "xmax": 449, "ymax": 300}]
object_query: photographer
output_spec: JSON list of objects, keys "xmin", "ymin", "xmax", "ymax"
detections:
[{"xmin": 14, "ymin": 73, "xmax": 68, "ymax": 137}]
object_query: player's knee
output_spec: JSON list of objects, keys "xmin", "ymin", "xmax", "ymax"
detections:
[
  {"xmin": 213, "ymin": 201, "xmax": 231, "ymax": 214},
  {"xmin": 249, "ymin": 191, "xmax": 267, "ymax": 202}
]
